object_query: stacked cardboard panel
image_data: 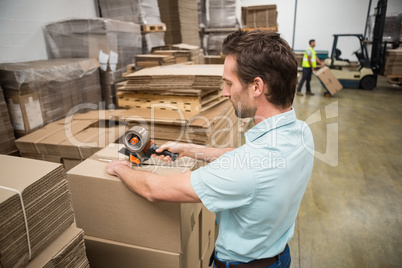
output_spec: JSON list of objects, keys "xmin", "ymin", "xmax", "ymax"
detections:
[
  {"xmin": 0, "ymin": 86, "xmax": 17, "ymax": 154},
  {"xmin": 26, "ymin": 225, "xmax": 88, "ymax": 268},
  {"xmin": 15, "ymin": 110, "xmax": 127, "ymax": 171},
  {"xmin": 120, "ymin": 100, "xmax": 240, "ymax": 147},
  {"xmin": 117, "ymin": 64, "xmax": 225, "ymax": 116},
  {"xmin": 0, "ymin": 155, "xmax": 88, "ymax": 267},
  {"xmin": 384, "ymin": 48, "xmax": 402, "ymax": 76},
  {"xmin": 43, "ymin": 18, "xmax": 142, "ymax": 70},
  {"xmin": 204, "ymin": 55, "xmax": 226, "ymax": 64},
  {"xmin": 135, "ymin": 54, "xmax": 176, "ymax": 68},
  {"xmin": 242, "ymin": 5, "xmax": 278, "ymax": 29},
  {"xmin": 157, "ymin": 0, "xmax": 200, "ymax": 47},
  {"xmin": 66, "ymin": 144, "xmax": 215, "ymax": 267},
  {"xmin": 152, "ymin": 50, "xmax": 192, "ymax": 63},
  {"xmin": 153, "ymin": 43, "xmax": 204, "ymax": 64},
  {"xmin": 0, "ymin": 58, "xmax": 101, "ymax": 136}
]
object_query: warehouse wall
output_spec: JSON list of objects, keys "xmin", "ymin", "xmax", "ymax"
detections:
[
  {"xmin": 0, "ymin": 0, "xmax": 401, "ymax": 63},
  {"xmin": 0, "ymin": 0, "xmax": 97, "ymax": 63},
  {"xmin": 241, "ymin": 0, "xmax": 402, "ymax": 60}
]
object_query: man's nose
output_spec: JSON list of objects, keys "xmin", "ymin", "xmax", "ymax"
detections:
[{"xmin": 221, "ymin": 86, "xmax": 230, "ymax": 97}]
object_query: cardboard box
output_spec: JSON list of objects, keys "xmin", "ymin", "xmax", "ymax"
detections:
[
  {"xmin": 26, "ymin": 224, "xmax": 89, "ymax": 268},
  {"xmin": 67, "ymin": 145, "xmax": 200, "ymax": 253},
  {"xmin": 200, "ymin": 206, "xmax": 216, "ymax": 260},
  {"xmin": 5, "ymin": 92, "xmax": 44, "ymax": 135},
  {"xmin": 314, "ymin": 66, "xmax": 343, "ymax": 95},
  {"xmin": 84, "ymin": 215, "xmax": 200, "ymax": 268}
]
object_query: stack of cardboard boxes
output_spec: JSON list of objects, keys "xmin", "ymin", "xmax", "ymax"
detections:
[
  {"xmin": 0, "ymin": 58, "xmax": 102, "ymax": 137},
  {"xmin": 384, "ymin": 48, "xmax": 402, "ymax": 76},
  {"xmin": 0, "ymin": 86, "xmax": 17, "ymax": 154},
  {"xmin": 0, "ymin": 155, "xmax": 89, "ymax": 267},
  {"xmin": 14, "ymin": 110, "xmax": 127, "ymax": 171}
]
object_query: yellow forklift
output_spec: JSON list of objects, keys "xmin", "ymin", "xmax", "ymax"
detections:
[{"xmin": 325, "ymin": 0, "xmax": 387, "ymax": 90}]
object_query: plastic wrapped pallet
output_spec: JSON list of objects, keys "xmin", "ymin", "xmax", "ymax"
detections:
[
  {"xmin": 142, "ymin": 32, "xmax": 166, "ymax": 54},
  {"xmin": 97, "ymin": 0, "xmax": 163, "ymax": 25},
  {"xmin": 0, "ymin": 155, "xmax": 77, "ymax": 268},
  {"xmin": 0, "ymin": 58, "xmax": 101, "ymax": 136},
  {"xmin": 200, "ymin": 0, "xmax": 238, "ymax": 28},
  {"xmin": 100, "ymin": 68, "xmax": 127, "ymax": 108},
  {"xmin": 43, "ymin": 18, "xmax": 142, "ymax": 70},
  {"xmin": 383, "ymin": 14, "xmax": 402, "ymax": 44},
  {"xmin": 0, "ymin": 86, "xmax": 17, "ymax": 154},
  {"xmin": 204, "ymin": 31, "xmax": 235, "ymax": 55},
  {"xmin": 97, "ymin": 0, "xmax": 141, "ymax": 23}
]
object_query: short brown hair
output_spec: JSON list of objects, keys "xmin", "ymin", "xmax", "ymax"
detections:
[{"xmin": 222, "ymin": 30, "xmax": 298, "ymax": 108}]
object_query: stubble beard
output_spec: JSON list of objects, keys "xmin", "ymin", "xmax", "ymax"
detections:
[{"xmin": 232, "ymin": 100, "xmax": 256, "ymax": 119}]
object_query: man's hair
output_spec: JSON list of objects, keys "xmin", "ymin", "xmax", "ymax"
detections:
[
  {"xmin": 222, "ymin": 30, "xmax": 298, "ymax": 108},
  {"xmin": 309, "ymin": 39, "xmax": 315, "ymax": 45}
]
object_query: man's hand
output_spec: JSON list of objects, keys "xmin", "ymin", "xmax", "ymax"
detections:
[
  {"xmin": 106, "ymin": 160, "xmax": 131, "ymax": 176},
  {"xmin": 155, "ymin": 141, "xmax": 189, "ymax": 162}
]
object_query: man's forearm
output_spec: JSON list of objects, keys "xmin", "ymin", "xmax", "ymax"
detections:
[
  {"xmin": 113, "ymin": 163, "xmax": 156, "ymax": 201},
  {"xmin": 108, "ymin": 160, "xmax": 200, "ymax": 203}
]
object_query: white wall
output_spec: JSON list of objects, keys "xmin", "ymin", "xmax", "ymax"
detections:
[
  {"xmin": 1, "ymin": 0, "xmax": 401, "ymax": 63},
  {"xmin": 240, "ymin": 0, "xmax": 402, "ymax": 60},
  {"xmin": 0, "ymin": 0, "xmax": 97, "ymax": 63}
]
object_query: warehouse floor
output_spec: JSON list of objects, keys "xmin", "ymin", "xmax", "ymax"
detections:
[{"xmin": 289, "ymin": 75, "xmax": 402, "ymax": 267}]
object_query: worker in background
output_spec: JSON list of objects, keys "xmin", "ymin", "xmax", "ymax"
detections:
[
  {"xmin": 296, "ymin": 39, "xmax": 325, "ymax": 96},
  {"xmin": 106, "ymin": 30, "xmax": 314, "ymax": 268}
]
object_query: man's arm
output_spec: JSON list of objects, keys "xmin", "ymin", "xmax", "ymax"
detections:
[
  {"xmin": 106, "ymin": 160, "xmax": 201, "ymax": 203},
  {"xmin": 156, "ymin": 142, "xmax": 234, "ymax": 162}
]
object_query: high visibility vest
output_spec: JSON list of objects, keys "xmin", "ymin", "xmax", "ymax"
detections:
[{"xmin": 302, "ymin": 47, "xmax": 317, "ymax": 68}]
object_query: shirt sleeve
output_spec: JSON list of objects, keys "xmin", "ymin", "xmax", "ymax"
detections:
[
  {"xmin": 306, "ymin": 49, "xmax": 312, "ymax": 56},
  {"xmin": 190, "ymin": 149, "xmax": 256, "ymax": 213}
]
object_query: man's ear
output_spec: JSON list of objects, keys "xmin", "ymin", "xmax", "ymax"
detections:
[{"xmin": 252, "ymin": 77, "xmax": 265, "ymax": 97}]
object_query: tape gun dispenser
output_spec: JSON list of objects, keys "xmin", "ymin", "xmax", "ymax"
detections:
[{"xmin": 120, "ymin": 126, "xmax": 178, "ymax": 165}]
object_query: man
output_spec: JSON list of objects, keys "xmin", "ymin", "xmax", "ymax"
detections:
[
  {"xmin": 106, "ymin": 30, "xmax": 314, "ymax": 268},
  {"xmin": 296, "ymin": 39, "xmax": 325, "ymax": 96}
]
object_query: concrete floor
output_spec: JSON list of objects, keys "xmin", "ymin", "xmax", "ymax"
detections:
[{"xmin": 289, "ymin": 75, "xmax": 402, "ymax": 267}]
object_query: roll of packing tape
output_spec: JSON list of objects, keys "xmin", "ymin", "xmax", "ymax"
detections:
[{"xmin": 123, "ymin": 126, "xmax": 149, "ymax": 153}]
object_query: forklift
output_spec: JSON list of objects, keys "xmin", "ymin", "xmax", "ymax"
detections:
[{"xmin": 325, "ymin": 0, "xmax": 387, "ymax": 90}]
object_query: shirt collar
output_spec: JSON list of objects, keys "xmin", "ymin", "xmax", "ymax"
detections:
[{"xmin": 245, "ymin": 108, "xmax": 297, "ymax": 143}]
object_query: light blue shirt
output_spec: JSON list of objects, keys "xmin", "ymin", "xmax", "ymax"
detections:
[{"xmin": 191, "ymin": 108, "xmax": 314, "ymax": 262}]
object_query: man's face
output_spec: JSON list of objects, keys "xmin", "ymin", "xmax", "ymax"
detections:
[
  {"xmin": 222, "ymin": 55, "xmax": 257, "ymax": 118},
  {"xmin": 311, "ymin": 41, "xmax": 316, "ymax": 48}
]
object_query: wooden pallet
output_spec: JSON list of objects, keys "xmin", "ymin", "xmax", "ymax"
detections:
[
  {"xmin": 141, "ymin": 23, "xmax": 166, "ymax": 33},
  {"xmin": 116, "ymin": 90, "xmax": 224, "ymax": 115}
]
